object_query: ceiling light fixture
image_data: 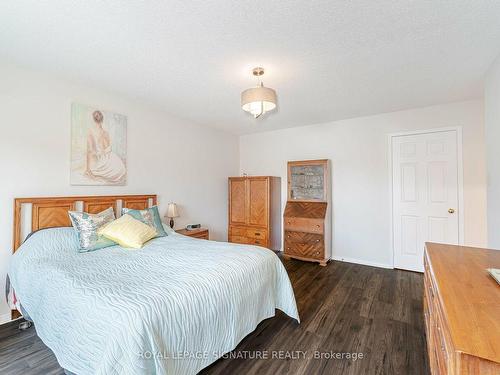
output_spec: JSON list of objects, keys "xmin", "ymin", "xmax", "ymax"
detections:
[{"xmin": 241, "ymin": 67, "xmax": 277, "ymax": 118}]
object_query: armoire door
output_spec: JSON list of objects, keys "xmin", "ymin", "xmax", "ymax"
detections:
[
  {"xmin": 247, "ymin": 177, "xmax": 269, "ymax": 227},
  {"xmin": 229, "ymin": 178, "xmax": 247, "ymax": 226}
]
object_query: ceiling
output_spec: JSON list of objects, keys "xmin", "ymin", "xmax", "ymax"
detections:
[{"xmin": 1, "ymin": 1, "xmax": 500, "ymax": 135}]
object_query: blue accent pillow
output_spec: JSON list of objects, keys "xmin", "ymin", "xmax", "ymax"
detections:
[
  {"xmin": 122, "ymin": 206, "xmax": 167, "ymax": 237},
  {"xmin": 68, "ymin": 207, "xmax": 117, "ymax": 252}
]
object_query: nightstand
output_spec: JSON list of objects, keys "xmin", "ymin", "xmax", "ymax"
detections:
[{"xmin": 175, "ymin": 227, "xmax": 209, "ymax": 240}]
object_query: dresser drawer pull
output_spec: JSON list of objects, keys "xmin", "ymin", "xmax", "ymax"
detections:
[
  {"xmin": 316, "ymin": 239, "xmax": 320, "ymax": 243},
  {"xmin": 254, "ymin": 232, "xmax": 261, "ymax": 236}
]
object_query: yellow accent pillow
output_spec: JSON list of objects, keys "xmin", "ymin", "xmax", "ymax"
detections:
[{"xmin": 98, "ymin": 214, "xmax": 158, "ymax": 249}]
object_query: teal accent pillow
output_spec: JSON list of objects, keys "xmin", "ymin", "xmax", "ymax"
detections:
[
  {"xmin": 68, "ymin": 207, "xmax": 117, "ymax": 252},
  {"xmin": 122, "ymin": 206, "xmax": 167, "ymax": 237}
]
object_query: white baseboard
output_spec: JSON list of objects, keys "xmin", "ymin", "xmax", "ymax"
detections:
[
  {"xmin": 0, "ymin": 313, "xmax": 12, "ymax": 325},
  {"xmin": 332, "ymin": 255, "xmax": 393, "ymax": 269}
]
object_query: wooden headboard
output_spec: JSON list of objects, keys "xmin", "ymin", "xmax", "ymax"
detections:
[{"xmin": 13, "ymin": 194, "xmax": 157, "ymax": 252}]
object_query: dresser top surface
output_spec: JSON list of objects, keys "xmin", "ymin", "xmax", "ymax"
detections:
[{"xmin": 425, "ymin": 242, "xmax": 500, "ymax": 363}]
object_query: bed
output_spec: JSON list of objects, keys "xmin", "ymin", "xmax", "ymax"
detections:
[{"xmin": 8, "ymin": 195, "xmax": 299, "ymax": 375}]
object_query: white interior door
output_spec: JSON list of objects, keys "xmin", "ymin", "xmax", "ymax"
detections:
[{"xmin": 392, "ymin": 130, "xmax": 460, "ymax": 272}]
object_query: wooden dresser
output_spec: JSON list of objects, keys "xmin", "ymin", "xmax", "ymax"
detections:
[
  {"xmin": 283, "ymin": 160, "xmax": 331, "ymax": 266},
  {"xmin": 228, "ymin": 176, "xmax": 281, "ymax": 250},
  {"xmin": 424, "ymin": 243, "xmax": 500, "ymax": 375}
]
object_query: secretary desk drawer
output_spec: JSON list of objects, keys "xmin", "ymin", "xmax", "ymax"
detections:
[
  {"xmin": 285, "ymin": 242, "xmax": 323, "ymax": 259},
  {"xmin": 284, "ymin": 231, "xmax": 324, "ymax": 259},
  {"xmin": 285, "ymin": 231, "xmax": 322, "ymax": 244},
  {"xmin": 284, "ymin": 217, "xmax": 323, "ymax": 234}
]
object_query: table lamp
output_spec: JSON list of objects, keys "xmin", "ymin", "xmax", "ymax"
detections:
[{"xmin": 166, "ymin": 203, "xmax": 179, "ymax": 228}]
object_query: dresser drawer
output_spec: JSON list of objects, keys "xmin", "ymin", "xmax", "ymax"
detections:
[
  {"xmin": 246, "ymin": 228, "xmax": 268, "ymax": 240},
  {"xmin": 424, "ymin": 271, "xmax": 436, "ymax": 317},
  {"xmin": 230, "ymin": 226, "xmax": 267, "ymax": 239},
  {"xmin": 434, "ymin": 300, "xmax": 454, "ymax": 372},
  {"xmin": 433, "ymin": 318, "xmax": 451, "ymax": 375},
  {"xmin": 230, "ymin": 226, "xmax": 247, "ymax": 236},
  {"xmin": 249, "ymin": 237, "xmax": 267, "ymax": 246},
  {"xmin": 229, "ymin": 234, "xmax": 267, "ymax": 247},
  {"xmin": 191, "ymin": 232, "xmax": 209, "ymax": 240},
  {"xmin": 229, "ymin": 235, "xmax": 248, "ymax": 244},
  {"xmin": 426, "ymin": 263, "xmax": 455, "ymax": 375},
  {"xmin": 284, "ymin": 217, "xmax": 323, "ymax": 234},
  {"xmin": 423, "ymin": 287, "xmax": 430, "ymax": 339}
]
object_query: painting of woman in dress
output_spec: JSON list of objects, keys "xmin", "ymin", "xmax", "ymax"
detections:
[{"xmin": 71, "ymin": 103, "xmax": 127, "ymax": 185}]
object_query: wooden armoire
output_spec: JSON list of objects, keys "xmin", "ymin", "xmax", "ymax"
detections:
[
  {"xmin": 283, "ymin": 159, "xmax": 331, "ymax": 266},
  {"xmin": 228, "ymin": 176, "xmax": 281, "ymax": 250}
]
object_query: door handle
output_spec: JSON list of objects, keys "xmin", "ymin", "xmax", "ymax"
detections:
[{"xmin": 448, "ymin": 208, "xmax": 455, "ymax": 214}]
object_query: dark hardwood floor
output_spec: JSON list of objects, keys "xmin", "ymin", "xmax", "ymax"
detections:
[{"xmin": 0, "ymin": 258, "xmax": 429, "ymax": 375}]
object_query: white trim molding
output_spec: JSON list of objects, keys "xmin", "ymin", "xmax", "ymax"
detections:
[
  {"xmin": 331, "ymin": 255, "xmax": 393, "ymax": 269},
  {"xmin": 0, "ymin": 313, "xmax": 12, "ymax": 325}
]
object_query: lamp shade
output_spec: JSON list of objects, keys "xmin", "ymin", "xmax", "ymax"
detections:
[
  {"xmin": 166, "ymin": 203, "xmax": 179, "ymax": 218},
  {"xmin": 241, "ymin": 85, "xmax": 277, "ymax": 118}
]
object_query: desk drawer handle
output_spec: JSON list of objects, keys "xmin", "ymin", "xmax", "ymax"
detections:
[{"xmin": 254, "ymin": 232, "xmax": 260, "ymax": 236}]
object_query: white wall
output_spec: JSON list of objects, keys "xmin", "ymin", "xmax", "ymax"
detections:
[
  {"xmin": 0, "ymin": 61, "xmax": 490, "ymax": 325},
  {"xmin": 0, "ymin": 63, "xmax": 239, "ymax": 322},
  {"xmin": 240, "ymin": 100, "xmax": 488, "ymax": 268},
  {"xmin": 485, "ymin": 55, "xmax": 500, "ymax": 249}
]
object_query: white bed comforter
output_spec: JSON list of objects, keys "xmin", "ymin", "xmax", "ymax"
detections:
[{"xmin": 8, "ymin": 228, "xmax": 299, "ymax": 374}]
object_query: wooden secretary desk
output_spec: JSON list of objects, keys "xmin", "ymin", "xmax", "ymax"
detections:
[
  {"xmin": 228, "ymin": 176, "xmax": 281, "ymax": 250},
  {"xmin": 283, "ymin": 159, "xmax": 332, "ymax": 266}
]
